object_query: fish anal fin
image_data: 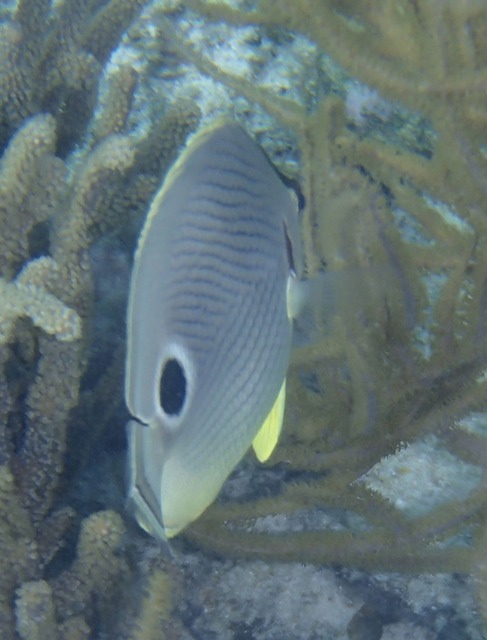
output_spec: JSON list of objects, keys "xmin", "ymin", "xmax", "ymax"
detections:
[{"xmin": 252, "ymin": 379, "xmax": 286, "ymax": 462}]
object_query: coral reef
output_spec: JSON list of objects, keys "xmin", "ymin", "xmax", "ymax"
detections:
[{"xmin": 2, "ymin": 0, "xmax": 487, "ymax": 638}]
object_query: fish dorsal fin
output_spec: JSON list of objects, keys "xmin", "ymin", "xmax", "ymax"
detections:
[{"xmin": 252, "ymin": 379, "xmax": 286, "ymax": 462}]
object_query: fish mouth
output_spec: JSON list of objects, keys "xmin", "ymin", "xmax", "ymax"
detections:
[{"xmin": 125, "ymin": 419, "xmax": 167, "ymax": 542}]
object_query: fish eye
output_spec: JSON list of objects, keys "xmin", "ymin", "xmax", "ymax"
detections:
[{"xmin": 159, "ymin": 358, "xmax": 187, "ymax": 416}]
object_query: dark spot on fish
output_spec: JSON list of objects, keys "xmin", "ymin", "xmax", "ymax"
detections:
[{"xmin": 159, "ymin": 358, "xmax": 187, "ymax": 415}]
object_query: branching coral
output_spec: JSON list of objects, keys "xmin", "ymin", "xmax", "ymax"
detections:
[
  {"xmin": 0, "ymin": 264, "xmax": 81, "ymax": 345},
  {"xmin": 0, "ymin": 0, "xmax": 202, "ymax": 638}
]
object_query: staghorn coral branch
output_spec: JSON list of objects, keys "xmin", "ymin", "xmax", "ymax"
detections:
[
  {"xmin": 0, "ymin": 114, "xmax": 64, "ymax": 278},
  {"xmin": 15, "ymin": 581, "xmax": 57, "ymax": 640},
  {"xmin": 0, "ymin": 263, "xmax": 82, "ymax": 345},
  {"xmin": 0, "ymin": 0, "xmax": 195, "ymax": 636}
]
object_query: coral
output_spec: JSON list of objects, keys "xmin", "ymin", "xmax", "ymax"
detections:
[
  {"xmin": 50, "ymin": 510, "xmax": 127, "ymax": 623},
  {"xmin": 0, "ymin": 0, "xmax": 201, "ymax": 638},
  {"xmin": 91, "ymin": 63, "xmax": 138, "ymax": 142},
  {"xmin": 127, "ymin": 562, "xmax": 174, "ymax": 640},
  {"xmin": 0, "ymin": 113, "xmax": 64, "ymax": 279},
  {"xmin": 15, "ymin": 581, "xmax": 57, "ymax": 640},
  {"xmin": 0, "ymin": 262, "xmax": 81, "ymax": 345}
]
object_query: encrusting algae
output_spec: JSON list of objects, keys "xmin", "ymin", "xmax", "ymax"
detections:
[{"xmin": 0, "ymin": 0, "xmax": 487, "ymax": 638}]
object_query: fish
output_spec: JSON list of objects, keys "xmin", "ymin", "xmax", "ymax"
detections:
[{"xmin": 125, "ymin": 120, "xmax": 307, "ymax": 540}]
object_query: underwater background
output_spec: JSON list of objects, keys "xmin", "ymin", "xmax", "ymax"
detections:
[{"xmin": 0, "ymin": 0, "xmax": 487, "ymax": 638}]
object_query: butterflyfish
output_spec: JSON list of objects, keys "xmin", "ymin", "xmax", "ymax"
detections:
[{"xmin": 125, "ymin": 121, "xmax": 307, "ymax": 540}]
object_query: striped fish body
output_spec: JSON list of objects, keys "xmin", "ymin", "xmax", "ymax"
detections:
[{"xmin": 125, "ymin": 122, "xmax": 302, "ymax": 539}]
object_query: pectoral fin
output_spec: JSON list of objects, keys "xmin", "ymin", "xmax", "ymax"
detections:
[{"xmin": 252, "ymin": 379, "xmax": 286, "ymax": 462}]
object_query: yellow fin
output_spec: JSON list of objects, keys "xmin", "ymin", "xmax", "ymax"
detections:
[{"xmin": 252, "ymin": 379, "xmax": 286, "ymax": 462}]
